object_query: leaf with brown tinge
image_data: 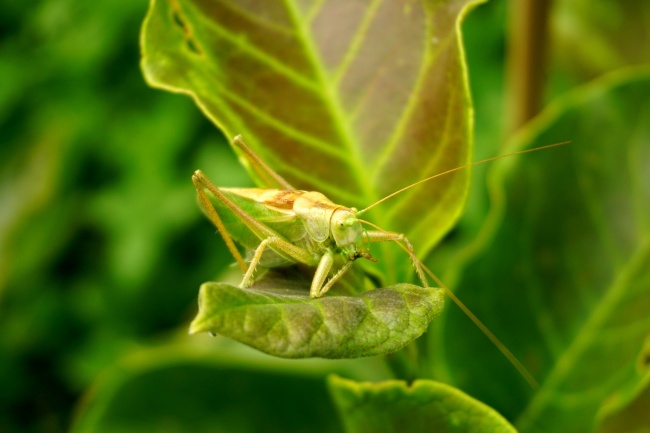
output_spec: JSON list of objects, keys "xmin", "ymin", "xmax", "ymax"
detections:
[{"xmin": 141, "ymin": 0, "xmax": 482, "ymax": 278}]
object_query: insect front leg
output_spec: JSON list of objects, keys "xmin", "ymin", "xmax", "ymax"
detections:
[
  {"xmin": 310, "ymin": 250, "xmax": 334, "ymax": 298},
  {"xmin": 365, "ymin": 231, "xmax": 429, "ymax": 288},
  {"xmin": 310, "ymin": 251, "xmax": 355, "ymax": 298}
]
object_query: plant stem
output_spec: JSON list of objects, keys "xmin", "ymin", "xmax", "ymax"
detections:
[
  {"xmin": 506, "ymin": 0, "xmax": 553, "ymax": 136},
  {"xmin": 384, "ymin": 342, "xmax": 420, "ymax": 382}
]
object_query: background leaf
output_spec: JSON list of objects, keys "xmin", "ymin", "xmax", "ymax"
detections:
[
  {"xmin": 551, "ymin": 0, "xmax": 650, "ymax": 92},
  {"xmin": 141, "ymin": 0, "xmax": 480, "ymax": 278},
  {"xmin": 328, "ymin": 375, "xmax": 517, "ymax": 433},
  {"xmin": 70, "ymin": 339, "xmax": 392, "ymax": 433},
  {"xmin": 191, "ymin": 278, "xmax": 444, "ymax": 358},
  {"xmin": 0, "ymin": 1, "xmax": 245, "ymax": 430},
  {"xmin": 439, "ymin": 68, "xmax": 650, "ymax": 432},
  {"xmin": 597, "ymin": 370, "xmax": 650, "ymax": 433}
]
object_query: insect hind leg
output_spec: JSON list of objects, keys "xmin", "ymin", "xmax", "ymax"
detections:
[
  {"xmin": 231, "ymin": 135, "xmax": 295, "ymax": 190},
  {"xmin": 193, "ymin": 170, "xmax": 248, "ymax": 272},
  {"xmin": 243, "ymin": 236, "xmax": 319, "ymax": 288}
]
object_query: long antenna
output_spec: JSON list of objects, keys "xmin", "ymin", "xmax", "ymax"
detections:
[
  {"xmin": 423, "ymin": 265, "xmax": 539, "ymax": 389},
  {"xmin": 358, "ymin": 219, "xmax": 539, "ymax": 389},
  {"xmin": 357, "ymin": 141, "xmax": 570, "ymax": 215}
]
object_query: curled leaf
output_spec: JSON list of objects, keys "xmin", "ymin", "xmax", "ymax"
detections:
[{"xmin": 190, "ymin": 281, "xmax": 444, "ymax": 359}]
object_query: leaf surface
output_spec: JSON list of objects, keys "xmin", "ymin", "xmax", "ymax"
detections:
[
  {"xmin": 70, "ymin": 339, "xmax": 390, "ymax": 433},
  {"xmin": 190, "ymin": 279, "xmax": 444, "ymax": 358},
  {"xmin": 329, "ymin": 375, "xmax": 517, "ymax": 433},
  {"xmin": 141, "ymin": 0, "xmax": 481, "ymax": 268},
  {"xmin": 597, "ymin": 370, "xmax": 650, "ymax": 433},
  {"xmin": 440, "ymin": 69, "xmax": 650, "ymax": 432},
  {"xmin": 553, "ymin": 1, "xmax": 650, "ymax": 84}
]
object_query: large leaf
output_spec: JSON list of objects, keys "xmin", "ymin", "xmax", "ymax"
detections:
[
  {"xmin": 440, "ymin": 68, "xmax": 650, "ymax": 432},
  {"xmin": 141, "ymin": 0, "xmax": 480, "ymax": 270},
  {"xmin": 70, "ymin": 338, "xmax": 392, "ymax": 433},
  {"xmin": 328, "ymin": 375, "xmax": 517, "ymax": 433},
  {"xmin": 190, "ymin": 278, "xmax": 444, "ymax": 358}
]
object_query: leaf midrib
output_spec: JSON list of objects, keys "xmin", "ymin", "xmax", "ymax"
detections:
[{"xmin": 282, "ymin": 0, "xmax": 374, "ymax": 204}]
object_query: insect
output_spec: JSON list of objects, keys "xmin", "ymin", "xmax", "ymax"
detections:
[
  {"xmin": 192, "ymin": 136, "xmax": 429, "ymax": 299},
  {"xmin": 193, "ymin": 135, "xmax": 567, "ymax": 386}
]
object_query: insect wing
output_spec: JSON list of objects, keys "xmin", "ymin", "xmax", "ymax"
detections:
[
  {"xmin": 292, "ymin": 191, "xmax": 338, "ymax": 243},
  {"xmin": 206, "ymin": 188, "xmax": 305, "ymax": 251}
]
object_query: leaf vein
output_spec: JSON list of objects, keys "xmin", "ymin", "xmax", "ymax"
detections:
[
  {"xmin": 283, "ymin": 0, "xmax": 374, "ymax": 202},
  {"xmin": 306, "ymin": 0, "xmax": 326, "ymax": 23},
  {"xmin": 214, "ymin": 0, "xmax": 295, "ymax": 35},
  {"xmin": 217, "ymin": 85, "xmax": 350, "ymax": 159},
  {"xmin": 194, "ymin": 11, "xmax": 320, "ymax": 93},
  {"xmin": 332, "ymin": 0, "xmax": 383, "ymax": 86},
  {"xmin": 515, "ymin": 237, "xmax": 650, "ymax": 430},
  {"xmin": 270, "ymin": 158, "xmax": 361, "ymax": 203}
]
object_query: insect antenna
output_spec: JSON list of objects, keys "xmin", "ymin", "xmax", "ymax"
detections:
[
  {"xmin": 357, "ymin": 218, "xmax": 539, "ymax": 389},
  {"xmin": 420, "ymin": 259, "xmax": 538, "ymax": 389},
  {"xmin": 356, "ymin": 141, "xmax": 570, "ymax": 216}
]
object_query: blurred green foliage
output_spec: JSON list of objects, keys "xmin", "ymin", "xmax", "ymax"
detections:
[
  {"xmin": 0, "ymin": 1, "xmax": 246, "ymax": 431},
  {"xmin": 1, "ymin": 0, "xmax": 649, "ymax": 433}
]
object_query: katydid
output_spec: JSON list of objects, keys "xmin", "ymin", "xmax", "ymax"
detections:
[
  {"xmin": 193, "ymin": 135, "xmax": 567, "ymax": 387},
  {"xmin": 192, "ymin": 135, "xmax": 429, "ymax": 299}
]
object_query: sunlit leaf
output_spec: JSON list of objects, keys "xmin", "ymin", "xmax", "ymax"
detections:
[
  {"xmin": 329, "ymin": 375, "xmax": 517, "ymax": 433},
  {"xmin": 190, "ymin": 278, "xmax": 444, "ymax": 358},
  {"xmin": 440, "ymin": 68, "xmax": 650, "ymax": 432},
  {"xmin": 141, "ymin": 0, "xmax": 481, "ymax": 270}
]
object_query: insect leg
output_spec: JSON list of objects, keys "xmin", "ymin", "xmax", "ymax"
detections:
[
  {"xmin": 241, "ymin": 237, "xmax": 280, "ymax": 287},
  {"xmin": 193, "ymin": 170, "xmax": 316, "ymax": 272},
  {"xmin": 244, "ymin": 242, "xmax": 351, "ymax": 295},
  {"xmin": 310, "ymin": 251, "xmax": 355, "ymax": 298},
  {"xmin": 310, "ymin": 250, "xmax": 334, "ymax": 298},
  {"xmin": 231, "ymin": 135, "xmax": 296, "ymax": 190},
  {"xmin": 193, "ymin": 171, "xmax": 247, "ymax": 272},
  {"xmin": 313, "ymin": 260, "xmax": 354, "ymax": 298},
  {"xmin": 365, "ymin": 231, "xmax": 429, "ymax": 288}
]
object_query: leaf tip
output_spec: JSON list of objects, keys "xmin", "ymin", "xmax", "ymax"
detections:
[{"xmin": 188, "ymin": 317, "xmax": 205, "ymax": 335}]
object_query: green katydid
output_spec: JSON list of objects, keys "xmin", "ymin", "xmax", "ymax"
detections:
[
  {"xmin": 193, "ymin": 135, "xmax": 567, "ymax": 387},
  {"xmin": 192, "ymin": 135, "xmax": 428, "ymax": 299}
]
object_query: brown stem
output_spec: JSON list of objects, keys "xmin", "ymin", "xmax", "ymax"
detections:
[{"xmin": 506, "ymin": 0, "xmax": 553, "ymax": 136}]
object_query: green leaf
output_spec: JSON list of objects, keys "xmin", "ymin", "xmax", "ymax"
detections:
[
  {"xmin": 190, "ymin": 279, "xmax": 444, "ymax": 358},
  {"xmin": 70, "ymin": 339, "xmax": 391, "ymax": 433},
  {"xmin": 440, "ymin": 68, "xmax": 650, "ymax": 432},
  {"xmin": 553, "ymin": 1, "xmax": 650, "ymax": 84},
  {"xmin": 328, "ymin": 375, "xmax": 517, "ymax": 433},
  {"xmin": 597, "ymin": 370, "xmax": 650, "ymax": 433},
  {"xmin": 141, "ymin": 0, "xmax": 481, "ymax": 268}
]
